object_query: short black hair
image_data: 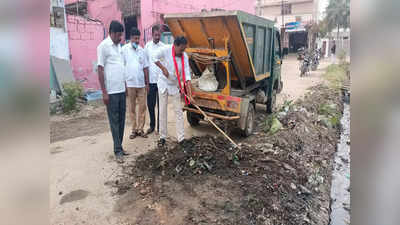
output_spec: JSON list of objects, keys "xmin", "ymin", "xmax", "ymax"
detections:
[
  {"xmin": 174, "ymin": 36, "xmax": 188, "ymax": 46},
  {"xmin": 109, "ymin": 20, "xmax": 124, "ymax": 34},
  {"xmin": 130, "ymin": 27, "xmax": 141, "ymax": 37},
  {"xmin": 152, "ymin": 25, "xmax": 161, "ymax": 33}
]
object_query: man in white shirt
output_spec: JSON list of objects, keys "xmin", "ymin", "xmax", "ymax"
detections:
[
  {"xmin": 97, "ymin": 21, "xmax": 128, "ymax": 163},
  {"xmin": 153, "ymin": 36, "xmax": 195, "ymax": 148},
  {"xmin": 144, "ymin": 25, "xmax": 165, "ymax": 135},
  {"xmin": 122, "ymin": 28, "xmax": 150, "ymax": 139}
]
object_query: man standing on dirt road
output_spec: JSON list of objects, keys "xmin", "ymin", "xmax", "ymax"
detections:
[
  {"xmin": 153, "ymin": 36, "xmax": 195, "ymax": 149},
  {"xmin": 144, "ymin": 25, "xmax": 165, "ymax": 135},
  {"xmin": 97, "ymin": 21, "xmax": 129, "ymax": 163},
  {"xmin": 331, "ymin": 41, "xmax": 336, "ymax": 64},
  {"xmin": 122, "ymin": 27, "xmax": 150, "ymax": 140}
]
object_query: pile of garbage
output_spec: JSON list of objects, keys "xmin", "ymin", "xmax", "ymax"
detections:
[{"xmin": 134, "ymin": 135, "xmax": 242, "ymax": 178}]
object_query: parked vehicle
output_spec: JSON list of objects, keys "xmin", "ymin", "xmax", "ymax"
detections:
[
  {"xmin": 297, "ymin": 47, "xmax": 305, "ymax": 60},
  {"xmin": 164, "ymin": 10, "xmax": 283, "ymax": 136},
  {"xmin": 300, "ymin": 52, "xmax": 311, "ymax": 77},
  {"xmin": 311, "ymin": 49, "xmax": 320, "ymax": 71}
]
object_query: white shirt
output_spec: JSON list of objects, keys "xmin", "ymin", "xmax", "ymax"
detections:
[
  {"xmin": 97, "ymin": 36, "xmax": 126, "ymax": 94},
  {"xmin": 122, "ymin": 44, "xmax": 149, "ymax": 88},
  {"xmin": 153, "ymin": 45, "xmax": 191, "ymax": 95},
  {"xmin": 145, "ymin": 40, "xmax": 165, "ymax": 84}
]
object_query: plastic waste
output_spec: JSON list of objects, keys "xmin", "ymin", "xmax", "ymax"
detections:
[
  {"xmin": 269, "ymin": 118, "xmax": 282, "ymax": 134},
  {"xmin": 198, "ymin": 66, "xmax": 218, "ymax": 92}
]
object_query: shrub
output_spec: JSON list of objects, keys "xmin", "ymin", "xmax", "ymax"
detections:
[
  {"xmin": 323, "ymin": 64, "xmax": 347, "ymax": 90},
  {"xmin": 337, "ymin": 49, "xmax": 347, "ymax": 64},
  {"xmin": 62, "ymin": 82, "xmax": 84, "ymax": 113}
]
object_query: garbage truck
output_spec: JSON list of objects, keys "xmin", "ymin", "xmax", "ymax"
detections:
[{"xmin": 164, "ymin": 10, "xmax": 283, "ymax": 136}]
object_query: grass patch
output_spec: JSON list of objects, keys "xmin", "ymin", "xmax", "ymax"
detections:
[{"xmin": 323, "ymin": 64, "xmax": 348, "ymax": 90}]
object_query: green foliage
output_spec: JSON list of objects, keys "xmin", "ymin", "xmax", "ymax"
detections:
[
  {"xmin": 264, "ymin": 113, "xmax": 283, "ymax": 135},
  {"xmin": 319, "ymin": 103, "xmax": 338, "ymax": 116},
  {"xmin": 337, "ymin": 49, "xmax": 347, "ymax": 64},
  {"xmin": 318, "ymin": 103, "xmax": 341, "ymax": 128},
  {"xmin": 264, "ymin": 114, "xmax": 275, "ymax": 133},
  {"xmin": 330, "ymin": 115, "xmax": 340, "ymax": 127},
  {"xmin": 317, "ymin": 18, "xmax": 330, "ymax": 39},
  {"xmin": 323, "ymin": 64, "xmax": 348, "ymax": 90},
  {"xmin": 325, "ymin": 0, "xmax": 350, "ymax": 37},
  {"xmin": 281, "ymin": 100, "xmax": 294, "ymax": 112},
  {"xmin": 62, "ymin": 82, "xmax": 84, "ymax": 113}
]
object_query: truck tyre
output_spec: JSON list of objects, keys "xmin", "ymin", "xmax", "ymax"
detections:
[
  {"xmin": 241, "ymin": 103, "xmax": 255, "ymax": 137},
  {"xmin": 187, "ymin": 111, "xmax": 200, "ymax": 127},
  {"xmin": 267, "ymin": 90, "xmax": 277, "ymax": 113}
]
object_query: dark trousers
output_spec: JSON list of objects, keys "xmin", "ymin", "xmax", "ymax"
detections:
[
  {"xmin": 106, "ymin": 92, "xmax": 126, "ymax": 155},
  {"xmin": 147, "ymin": 83, "xmax": 158, "ymax": 130}
]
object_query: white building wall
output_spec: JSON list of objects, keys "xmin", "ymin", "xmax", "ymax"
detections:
[
  {"xmin": 50, "ymin": 0, "xmax": 70, "ymax": 60},
  {"xmin": 259, "ymin": 0, "xmax": 316, "ymax": 27}
]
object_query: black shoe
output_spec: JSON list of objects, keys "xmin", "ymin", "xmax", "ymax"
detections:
[
  {"xmin": 157, "ymin": 138, "xmax": 166, "ymax": 148},
  {"xmin": 146, "ymin": 127, "xmax": 155, "ymax": 135}
]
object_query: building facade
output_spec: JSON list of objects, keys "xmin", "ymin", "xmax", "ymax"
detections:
[
  {"xmin": 256, "ymin": 0, "xmax": 319, "ymax": 53},
  {"xmin": 54, "ymin": 0, "xmax": 256, "ymax": 91}
]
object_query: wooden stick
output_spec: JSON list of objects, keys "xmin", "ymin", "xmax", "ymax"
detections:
[{"xmin": 184, "ymin": 95, "xmax": 239, "ymax": 149}]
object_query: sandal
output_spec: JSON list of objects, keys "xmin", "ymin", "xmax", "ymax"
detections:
[
  {"xmin": 137, "ymin": 130, "xmax": 148, "ymax": 138},
  {"xmin": 129, "ymin": 131, "xmax": 138, "ymax": 139}
]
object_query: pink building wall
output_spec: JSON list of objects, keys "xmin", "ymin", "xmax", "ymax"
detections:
[
  {"xmin": 67, "ymin": 15, "xmax": 105, "ymax": 90},
  {"xmin": 65, "ymin": 0, "xmax": 256, "ymax": 91},
  {"xmin": 66, "ymin": 0, "xmax": 122, "ymax": 90}
]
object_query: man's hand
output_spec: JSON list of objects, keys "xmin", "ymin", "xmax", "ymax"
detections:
[
  {"xmin": 162, "ymin": 67, "xmax": 169, "ymax": 78},
  {"xmin": 145, "ymin": 85, "xmax": 149, "ymax": 94},
  {"xmin": 188, "ymin": 95, "xmax": 196, "ymax": 105},
  {"xmin": 103, "ymin": 92, "xmax": 109, "ymax": 105}
]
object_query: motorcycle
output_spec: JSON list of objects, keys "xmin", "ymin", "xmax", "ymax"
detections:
[
  {"xmin": 300, "ymin": 53, "xmax": 311, "ymax": 77},
  {"xmin": 297, "ymin": 47, "xmax": 305, "ymax": 60},
  {"xmin": 311, "ymin": 49, "xmax": 320, "ymax": 71}
]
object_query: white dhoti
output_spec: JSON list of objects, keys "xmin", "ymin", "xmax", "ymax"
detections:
[{"xmin": 158, "ymin": 89, "xmax": 185, "ymax": 142}]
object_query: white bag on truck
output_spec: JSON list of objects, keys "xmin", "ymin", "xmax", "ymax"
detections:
[{"xmin": 198, "ymin": 66, "xmax": 218, "ymax": 92}]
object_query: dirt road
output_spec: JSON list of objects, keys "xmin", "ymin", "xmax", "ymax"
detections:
[{"xmin": 50, "ymin": 55, "xmax": 331, "ymax": 225}]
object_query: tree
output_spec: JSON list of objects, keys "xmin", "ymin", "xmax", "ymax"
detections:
[
  {"xmin": 317, "ymin": 18, "xmax": 330, "ymax": 39},
  {"xmin": 304, "ymin": 19, "xmax": 329, "ymax": 50},
  {"xmin": 325, "ymin": 0, "xmax": 350, "ymax": 40}
]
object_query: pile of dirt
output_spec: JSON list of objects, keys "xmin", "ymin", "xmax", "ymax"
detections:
[{"xmin": 111, "ymin": 85, "xmax": 343, "ymax": 225}]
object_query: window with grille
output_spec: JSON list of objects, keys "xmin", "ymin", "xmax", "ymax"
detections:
[
  {"xmin": 51, "ymin": 7, "xmax": 65, "ymax": 29},
  {"xmin": 65, "ymin": 1, "xmax": 88, "ymax": 16}
]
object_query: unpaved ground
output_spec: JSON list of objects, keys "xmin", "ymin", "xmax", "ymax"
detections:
[
  {"xmin": 50, "ymin": 57, "xmax": 333, "ymax": 225},
  {"xmin": 110, "ymin": 85, "xmax": 342, "ymax": 225},
  {"xmin": 277, "ymin": 55, "xmax": 328, "ymax": 105}
]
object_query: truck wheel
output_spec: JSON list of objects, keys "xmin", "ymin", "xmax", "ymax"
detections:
[
  {"xmin": 241, "ymin": 103, "xmax": 255, "ymax": 137},
  {"xmin": 187, "ymin": 111, "xmax": 200, "ymax": 127},
  {"xmin": 267, "ymin": 90, "xmax": 277, "ymax": 113}
]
